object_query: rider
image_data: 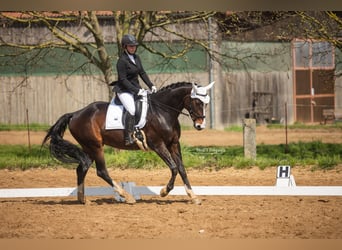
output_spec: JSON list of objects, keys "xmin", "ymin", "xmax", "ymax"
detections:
[{"xmin": 114, "ymin": 34, "xmax": 157, "ymax": 146}]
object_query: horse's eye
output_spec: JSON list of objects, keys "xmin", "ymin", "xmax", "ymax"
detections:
[{"xmin": 195, "ymin": 99, "xmax": 203, "ymax": 105}]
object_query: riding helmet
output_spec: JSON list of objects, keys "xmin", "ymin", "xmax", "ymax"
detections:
[{"xmin": 121, "ymin": 34, "xmax": 139, "ymax": 47}]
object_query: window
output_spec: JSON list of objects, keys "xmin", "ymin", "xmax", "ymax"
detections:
[
  {"xmin": 312, "ymin": 42, "xmax": 334, "ymax": 68},
  {"xmin": 294, "ymin": 40, "xmax": 334, "ymax": 69},
  {"xmin": 293, "ymin": 40, "xmax": 335, "ymax": 123},
  {"xmin": 294, "ymin": 41, "xmax": 310, "ymax": 68}
]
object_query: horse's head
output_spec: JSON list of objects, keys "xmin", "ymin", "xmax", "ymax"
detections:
[{"xmin": 188, "ymin": 81, "xmax": 215, "ymax": 130}]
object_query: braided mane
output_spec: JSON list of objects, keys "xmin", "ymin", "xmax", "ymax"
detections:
[{"xmin": 157, "ymin": 82, "xmax": 194, "ymax": 94}]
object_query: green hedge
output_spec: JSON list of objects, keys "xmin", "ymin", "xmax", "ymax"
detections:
[{"xmin": 0, "ymin": 141, "xmax": 341, "ymax": 170}]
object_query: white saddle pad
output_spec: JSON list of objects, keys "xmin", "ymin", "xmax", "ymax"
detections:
[{"xmin": 105, "ymin": 96, "xmax": 148, "ymax": 130}]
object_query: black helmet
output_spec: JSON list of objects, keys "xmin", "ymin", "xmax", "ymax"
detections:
[{"xmin": 121, "ymin": 34, "xmax": 139, "ymax": 47}]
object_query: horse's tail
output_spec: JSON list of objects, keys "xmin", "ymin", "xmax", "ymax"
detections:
[{"xmin": 42, "ymin": 112, "xmax": 91, "ymax": 166}]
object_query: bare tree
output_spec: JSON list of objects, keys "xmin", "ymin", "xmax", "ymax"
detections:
[
  {"xmin": 0, "ymin": 11, "xmax": 216, "ymax": 85},
  {"xmin": 295, "ymin": 11, "xmax": 342, "ymax": 50},
  {"xmin": 1, "ymin": 11, "xmax": 340, "ymax": 86}
]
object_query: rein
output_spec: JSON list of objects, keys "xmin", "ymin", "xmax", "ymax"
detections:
[
  {"xmin": 149, "ymin": 94, "xmax": 206, "ymax": 121},
  {"xmin": 149, "ymin": 95, "xmax": 190, "ymax": 117}
]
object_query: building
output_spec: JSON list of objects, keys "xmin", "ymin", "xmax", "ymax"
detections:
[{"xmin": 0, "ymin": 11, "xmax": 341, "ymax": 128}]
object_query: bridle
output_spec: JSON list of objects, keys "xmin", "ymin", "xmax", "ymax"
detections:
[
  {"xmin": 148, "ymin": 81, "xmax": 214, "ymax": 128},
  {"xmin": 188, "ymin": 98, "xmax": 206, "ymax": 122}
]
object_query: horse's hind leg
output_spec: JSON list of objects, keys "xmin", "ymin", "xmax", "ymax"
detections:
[
  {"xmin": 76, "ymin": 155, "xmax": 92, "ymax": 204},
  {"xmin": 76, "ymin": 164, "xmax": 90, "ymax": 204},
  {"xmin": 92, "ymin": 148, "xmax": 136, "ymax": 204}
]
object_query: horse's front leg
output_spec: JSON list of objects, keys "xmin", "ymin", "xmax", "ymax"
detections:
[
  {"xmin": 154, "ymin": 142, "xmax": 201, "ymax": 205},
  {"xmin": 153, "ymin": 144, "xmax": 179, "ymax": 197},
  {"xmin": 170, "ymin": 142, "xmax": 202, "ymax": 205}
]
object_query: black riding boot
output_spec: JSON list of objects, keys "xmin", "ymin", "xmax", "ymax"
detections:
[{"xmin": 124, "ymin": 113, "xmax": 136, "ymax": 146}]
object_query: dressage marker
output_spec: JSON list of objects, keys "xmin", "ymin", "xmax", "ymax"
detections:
[{"xmin": 0, "ymin": 166, "xmax": 341, "ymax": 201}]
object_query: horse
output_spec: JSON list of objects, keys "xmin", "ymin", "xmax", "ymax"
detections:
[{"xmin": 42, "ymin": 81, "xmax": 215, "ymax": 205}]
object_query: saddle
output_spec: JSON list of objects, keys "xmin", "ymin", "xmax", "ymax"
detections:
[
  {"xmin": 113, "ymin": 96, "xmax": 143, "ymax": 126},
  {"xmin": 105, "ymin": 94, "xmax": 149, "ymax": 151},
  {"xmin": 105, "ymin": 95, "xmax": 148, "ymax": 130}
]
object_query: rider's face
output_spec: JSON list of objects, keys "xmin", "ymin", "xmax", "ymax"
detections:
[{"xmin": 126, "ymin": 45, "xmax": 137, "ymax": 54}]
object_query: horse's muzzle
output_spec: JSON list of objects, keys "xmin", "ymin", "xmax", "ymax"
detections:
[{"xmin": 194, "ymin": 118, "xmax": 206, "ymax": 130}]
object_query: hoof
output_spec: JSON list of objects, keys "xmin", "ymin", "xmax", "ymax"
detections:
[
  {"xmin": 192, "ymin": 197, "xmax": 202, "ymax": 205},
  {"xmin": 121, "ymin": 192, "xmax": 136, "ymax": 204},
  {"xmin": 160, "ymin": 187, "xmax": 169, "ymax": 197},
  {"xmin": 77, "ymin": 193, "xmax": 86, "ymax": 204},
  {"xmin": 125, "ymin": 197, "xmax": 136, "ymax": 204},
  {"xmin": 77, "ymin": 197, "xmax": 88, "ymax": 205},
  {"xmin": 116, "ymin": 188, "xmax": 136, "ymax": 204}
]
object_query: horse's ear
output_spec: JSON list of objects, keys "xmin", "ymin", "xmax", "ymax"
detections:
[
  {"xmin": 192, "ymin": 83, "xmax": 198, "ymax": 93},
  {"xmin": 204, "ymin": 81, "xmax": 215, "ymax": 91}
]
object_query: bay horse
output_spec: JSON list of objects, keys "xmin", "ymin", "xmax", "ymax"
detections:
[{"xmin": 42, "ymin": 81, "xmax": 214, "ymax": 205}]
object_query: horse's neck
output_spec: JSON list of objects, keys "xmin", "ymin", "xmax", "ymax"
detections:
[
  {"xmin": 156, "ymin": 87, "xmax": 190, "ymax": 112},
  {"xmin": 149, "ymin": 87, "xmax": 190, "ymax": 122}
]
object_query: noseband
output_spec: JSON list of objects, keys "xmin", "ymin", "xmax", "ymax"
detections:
[{"xmin": 188, "ymin": 98, "xmax": 206, "ymax": 121}]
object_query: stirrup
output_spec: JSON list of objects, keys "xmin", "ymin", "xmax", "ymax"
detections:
[{"xmin": 124, "ymin": 134, "xmax": 136, "ymax": 146}]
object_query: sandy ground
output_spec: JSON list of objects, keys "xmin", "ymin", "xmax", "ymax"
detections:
[{"xmin": 0, "ymin": 127, "xmax": 341, "ymax": 239}]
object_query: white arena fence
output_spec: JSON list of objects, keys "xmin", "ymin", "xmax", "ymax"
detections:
[{"xmin": 0, "ymin": 166, "xmax": 341, "ymax": 201}]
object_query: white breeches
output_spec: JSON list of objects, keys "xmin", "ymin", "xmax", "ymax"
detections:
[{"xmin": 117, "ymin": 92, "xmax": 135, "ymax": 116}]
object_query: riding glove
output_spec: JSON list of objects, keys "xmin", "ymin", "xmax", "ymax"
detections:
[{"xmin": 138, "ymin": 89, "xmax": 147, "ymax": 96}]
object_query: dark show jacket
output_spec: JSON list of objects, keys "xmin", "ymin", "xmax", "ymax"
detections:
[{"xmin": 115, "ymin": 52, "xmax": 153, "ymax": 95}]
